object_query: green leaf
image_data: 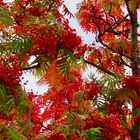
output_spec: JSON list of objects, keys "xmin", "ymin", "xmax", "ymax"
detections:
[
  {"xmin": 100, "ymin": 75, "xmax": 120, "ymax": 90},
  {"xmin": 56, "ymin": 41, "xmax": 62, "ymax": 57},
  {"xmin": 86, "ymin": 128, "xmax": 100, "ymax": 140},
  {"xmin": 17, "ymin": 41, "xmax": 23, "ymax": 52},
  {"xmin": 10, "ymin": 37, "xmax": 22, "ymax": 54},
  {"xmin": 63, "ymin": 128, "xmax": 69, "ymax": 135},
  {"xmin": 0, "ymin": 7, "xmax": 13, "ymax": 26},
  {"xmin": 8, "ymin": 128, "xmax": 27, "ymax": 140},
  {"xmin": 117, "ymin": 41, "xmax": 124, "ymax": 47},
  {"xmin": 43, "ymin": 0, "xmax": 49, "ymax": 4},
  {"xmin": 0, "ymin": 85, "xmax": 7, "ymax": 101},
  {"xmin": 68, "ymin": 51, "xmax": 76, "ymax": 64},
  {"xmin": 23, "ymin": 37, "xmax": 32, "ymax": 49},
  {"xmin": 73, "ymin": 92, "xmax": 83, "ymax": 102},
  {"xmin": 9, "ymin": 36, "xmax": 31, "ymax": 54},
  {"xmin": 105, "ymin": 4, "xmax": 111, "ymax": 13},
  {"xmin": 86, "ymin": 128, "xmax": 96, "ymax": 140}
]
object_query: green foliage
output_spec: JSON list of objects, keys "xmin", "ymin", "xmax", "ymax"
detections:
[
  {"xmin": 56, "ymin": 49, "xmax": 77, "ymax": 78},
  {"xmin": 0, "ymin": 7, "xmax": 13, "ymax": 26},
  {"xmin": 0, "ymin": 85, "xmax": 7, "ymax": 102},
  {"xmin": 7, "ymin": 128, "xmax": 28, "ymax": 140},
  {"xmin": 105, "ymin": 4, "xmax": 111, "ymax": 13},
  {"xmin": 92, "ymin": 96, "xmax": 105, "ymax": 108},
  {"xmin": 9, "ymin": 35, "xmax": 32, "ymax": 55},
  {"xmin": 100, "ymin": 75, "xmax": 120, "ymax": 90},
  {"xmin": 85, "ymin": 128, "xmax": 100, "ymax": 140},
  {"xmin": 31, "ymin": 54, "xmax": 50, "ymax": 77}
]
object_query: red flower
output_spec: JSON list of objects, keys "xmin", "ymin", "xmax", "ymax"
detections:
[
  {"xmin": 83, "ymin": 82, "xmax": 100, "ymax": 100},
  {"xmin": 28, "ymin": 7, "xmax": 45, "ymax": 17},
  {"xmin": 47, "ymin": 132, "xmax": 66, "ymax": 140}
]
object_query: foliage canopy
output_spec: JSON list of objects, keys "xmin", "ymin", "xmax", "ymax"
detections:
[{"xmin": 0, "ymin": 0, "xmax": 140, "ymax": 140}]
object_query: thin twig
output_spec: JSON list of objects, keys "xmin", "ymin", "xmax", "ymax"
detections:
[
  {"xmin": 84, "ymin": 59, "xmax": 116, "ymax": 77},
  {"xmin": 21, "ymin": 63, "xmax": 40, "ymax": 70}
]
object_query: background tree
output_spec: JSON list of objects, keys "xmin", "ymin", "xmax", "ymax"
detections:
[
  {"xmin": 76, "ymin": 0, "xmax": 140, "ymax": 139},
  {"xmin": 0, "ymin": 0, "xmax": 139, "ymax": 140}
]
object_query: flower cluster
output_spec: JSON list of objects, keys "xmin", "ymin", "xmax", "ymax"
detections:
[
  {"xmin": 28, "ymin": 24, "xmax": 57, "ymax": 58},
  {"xmin": 101, "ymin": 114, "xmax": 127, "ymax": 140},
  {"xmin": 123, "ymin": 75, "xmax": 140, "ymax": 94},
  {"xmin": 47, "ymin": 132, "xmax": 66, "ymax": 140},
  {"xmin": 105, "ymin": 103, "xmax": 126, "ymax": 116},
  {"xmin": 61, "ymin": 27, "xmax": 82, "ymax": 53},
  {"xmin": 77, "ymin": 0, "xmax": 125, "ymax": 33},
  {"xmin": 83, "ymin": 82, "xmax": 101, "ymax": 100},
  {"xmin": 16, "ymin": 22, "xmax": 85, "ymax": 60},
  {"xmin": 123, "ymin": 75, "xmax": 140, "ymax": 108},
  {"xmin": 0, "ymin": 54, "xmax": 22, "ymax": 95},
  {"xmin": 84, "ymin": 110, "xmax": 127, "ymax": 140}
]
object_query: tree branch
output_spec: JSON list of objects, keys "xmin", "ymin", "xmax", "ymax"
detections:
[
  {"xmin": 21, "ymin": 63, "xmax": 40, "ymax": 70},
  {"xmin": 93, "ymin": 16, "xmax": 132, "ymax": 60},
  {"xmin": 119, "ymin": 56, "xmax": 132, "ymax": 68},
  {"xmin": 103, "ymin": 14, "xmax": 129, "ymax": 34},
  {"xmin": 84, "ymin": 59, "xmax": 116, "ymax": 77},
  {"xmin": 125, "ymin": 0, "xmax": 140, "ymax": 75},
  {"xmin": 98, "ymin": 35, "xmax": 132, "ymax": 60}
]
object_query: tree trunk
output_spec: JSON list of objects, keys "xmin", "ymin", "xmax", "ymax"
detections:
[
  {"xmin": 129, "ymin": 118, "xmax": 139, "ymax": 140},
  {"xmin": 129, "ymin": 1, "xmax": 140, "ymax": 75},
  {"xmin": 128, "ymin": 0, "xmax": 140, "ymax": 139}
]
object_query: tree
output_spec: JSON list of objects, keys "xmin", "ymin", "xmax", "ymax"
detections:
[
  {"xmin": 76, "ymin": 0, "xmax": 140, "ymax": 139},
  {"xmin": 0, "ymin": 0, "xmax": 139, "ymax": 140}
]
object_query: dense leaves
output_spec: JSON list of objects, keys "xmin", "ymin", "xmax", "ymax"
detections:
[{"xmin": 0, "ymin": 0, "xmax": 140, "ymax": 140}]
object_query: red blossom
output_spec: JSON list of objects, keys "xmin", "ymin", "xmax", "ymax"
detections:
[
  {"xmin": 123, "ymin": 75, "xmax": 140, "ymax": 93},
  {"xmin": 105, "ymin": 103, "xmax": 126, "ymax": 116},
  {"xmin": 47, "ymin": 132, "xmax": 66, "ymax": 140},
  {"xmin": 83, "ymin": 82, "xmax": 101, "ymax": 100},
  {"xmin": 61, "ymin": 26, "xmax": 82, "ymax": 52},
  {"xmin": 28, "ymin": 7, "xmax": 45, "ymax": 17},
  {"xmin": 84, "ymin": 111, "xmax": 127, "ymax": 140},
  {"xmin": 0, "ymin": 55, "xmax": 22, "ymax": 95}
]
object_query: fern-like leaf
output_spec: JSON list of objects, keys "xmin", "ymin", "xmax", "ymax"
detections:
[{"xmin": 62, "ymin": 4, "xmax": 74, "ymax": 18}]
